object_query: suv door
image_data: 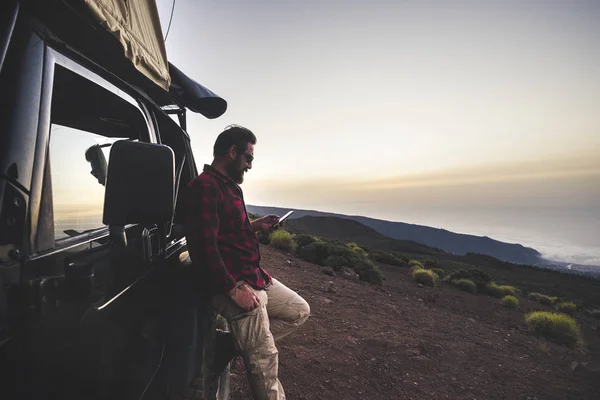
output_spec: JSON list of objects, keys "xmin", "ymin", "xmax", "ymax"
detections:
[{"xmin": 7, "ymin": 47, "xmax": 172, "ymax": 400}]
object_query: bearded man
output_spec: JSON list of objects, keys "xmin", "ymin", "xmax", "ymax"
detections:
[{"xmin": 184, "ymin": 125, "xmax": 310, "ymax": 400}]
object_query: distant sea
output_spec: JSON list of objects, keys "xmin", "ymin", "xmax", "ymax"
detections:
[{"xmin": 383, "ymin": 206, "xmax": 600, "ymax": 267}]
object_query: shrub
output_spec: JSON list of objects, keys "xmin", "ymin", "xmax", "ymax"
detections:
[
  {"xmin": 557, "ymin": 301, "xmax": 577, "ymax": 315},
  {"xmin": 306, "ymin": 241, "xmax": 385, "ymax": 284},
  {"xmin": 408, "ymin": 260, "xmax": 424, "ymax": 269},
  {"xmin": 528, "ymin": 292, "xmax": 558, "ymax": 305},
  {"xmin": 369, "ymin": 251, "xmax": 408, "ymax": 267},
  {"xmin": 431, "ymin": 268, "xmax": 445, "ymax": 278},
  {"xmin": 525, "ymin": 311, "xmax": 582, "ymax": 347},
  {"xmin": 485, "ymin": 282, "xmax": 519, "ymax": 298},
  {"xmin": 501, "ymin": 295, "xmax": 519, "ymax": 308},
  {"xmin": 324, "ymin": 255, "xmax": 347, "ymax": 272},
  {"xmin": 467, "ymin": 268, "xmax": 492, "ymax": 290},
  {"xmin": 452, "ymin": 279, "xmax": 477, "ymax": 294},
  {"xmin": 347, "ymin": 242, "xmax": 368, "ymax": 256},
  {"xmin": 355, "ymin": 260, "xmax": 384, "ymax": 285},
  {"xmin": 296, "ymin": 241, "xmax": 330, "ymax": 265},
  {"xmin": 328, "ymin": 243, "xmax": 363, "ymax": 266},
  {"xmin": 444, "ymin": 268, "xmax": 491, "ymax": 289},
  {"xmin": 395, "ymin": 253, "xmax": 409, "ymax": 263},
  {"xmin": 293, "ymin": 234, "xmax": 318, "ymax": 249},
  {"xmin": 411, "ymin": 265, "xmax": 424, "ymax": 273},
  {"xmin": 256, "ymin": 231, "xmax": 271, "ymax": 245},
  {"xmin": 412, "ymin": 269, "xmax": 437, "ymax": 287},
  {"xmin": 270, "ymin": 230, "xmax": 296, "ymax": 253}
]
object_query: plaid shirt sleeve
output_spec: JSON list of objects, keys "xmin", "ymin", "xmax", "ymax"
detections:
[{"xmin": 185, "ymin": 180, "xmax": 237, "ymax": 294}]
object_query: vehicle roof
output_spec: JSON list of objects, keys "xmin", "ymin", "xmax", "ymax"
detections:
[{"xmin": 17, "ymin": 0, "xmax": 227, "ymax": 119}]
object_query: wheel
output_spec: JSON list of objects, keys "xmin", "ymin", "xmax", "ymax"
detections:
[{"xmin": 201, "ymin": 313, "xmax": 232, "ymax": 400}]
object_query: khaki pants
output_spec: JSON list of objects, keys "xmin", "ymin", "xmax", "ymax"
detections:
[{"xmin": 212, "ymin": 278, "xmax": 310, "ymax": 400}]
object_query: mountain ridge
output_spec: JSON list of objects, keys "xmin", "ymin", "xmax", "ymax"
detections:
[{"xmin": 247, "ymin": 204, "xmax": 542, "ymax": 265}]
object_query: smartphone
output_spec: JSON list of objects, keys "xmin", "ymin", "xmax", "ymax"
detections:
[{"xmin": 274, "ymin": 210, "xmax": 294, "ymax": 227}]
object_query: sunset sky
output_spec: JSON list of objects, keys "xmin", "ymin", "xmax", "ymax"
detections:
[{"xmin": 154, "ymin": 0, "xmax": 600, "ymax": 261}]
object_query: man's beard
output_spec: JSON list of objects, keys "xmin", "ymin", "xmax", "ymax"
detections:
[{"xmin": 226, "ymin": 156, "xmax": 246, "ymax": 184}]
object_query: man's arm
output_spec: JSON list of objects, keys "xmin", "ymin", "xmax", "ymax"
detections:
[{"xmin": 185, "ymin": 181, "xmax": 237, "ymax": 294}]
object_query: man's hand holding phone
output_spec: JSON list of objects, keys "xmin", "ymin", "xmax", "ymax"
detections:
[{"xmin": 254, "ymin": 211, "xmax": 294, "ymax": 234}]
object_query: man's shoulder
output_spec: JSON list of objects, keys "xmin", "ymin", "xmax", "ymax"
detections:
[{"xmin": 187, "ymin": 171, "xmax": 220, "ymax": 190}]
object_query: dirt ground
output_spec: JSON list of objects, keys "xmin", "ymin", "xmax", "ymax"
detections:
[{"xmin": 227, "ymin": 245, "xmax": 600, "ymax": 400}]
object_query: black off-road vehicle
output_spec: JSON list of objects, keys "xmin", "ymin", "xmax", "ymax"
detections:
[{"xmin": 0, "ymin": 1, "xmax": 231, "ymax": 398}]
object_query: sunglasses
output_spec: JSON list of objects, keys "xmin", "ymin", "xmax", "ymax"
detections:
[{"xmin": 241, "ymin": 153, "xmax": 254, "ymax": 163}]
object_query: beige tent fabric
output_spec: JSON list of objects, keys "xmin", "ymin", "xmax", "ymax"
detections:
[{"xmin": 83, "ymin": 0, "xmax": 171, "ymax": 91}]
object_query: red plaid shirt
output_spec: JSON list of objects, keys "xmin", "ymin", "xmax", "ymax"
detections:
[{"xmin": 184, "ymin": 164, "xmax": 272, "ymax": 295}]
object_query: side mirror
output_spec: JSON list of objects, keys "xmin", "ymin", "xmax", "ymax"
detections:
[
  {"xmin": 102, "ymin": 140, "xmax": 175, "ymax": 227},
  {"xmin": 85, "ymin": 144, "xmax": 109, "ymax": 186}
]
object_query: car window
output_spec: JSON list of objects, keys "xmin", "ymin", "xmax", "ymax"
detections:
[
  {"xmin": 49, "ymin": 126, "xmax": 120, "ymax": 240},
  {"xmin": 48, "ymin": 64, "xmax": 149, "ymax": 242}
]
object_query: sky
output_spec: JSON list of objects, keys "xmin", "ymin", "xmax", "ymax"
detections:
[{"xmin": 152, "ymin": 0, "xmax": 600, "ymax": 262}]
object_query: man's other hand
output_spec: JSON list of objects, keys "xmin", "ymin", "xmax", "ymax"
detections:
[{"xmin": 228, "ymin": 283, "xmax": 260, "ymax": 311}]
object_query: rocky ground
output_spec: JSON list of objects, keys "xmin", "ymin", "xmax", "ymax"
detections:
[{"xmin": 223, "ymin": 245, "xmax": 600, "ymax": 400}]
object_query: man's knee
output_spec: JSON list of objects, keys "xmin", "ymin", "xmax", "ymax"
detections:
[{"xmin": 297, "ymin": 296, "xmax": 310, "ymax": 326}]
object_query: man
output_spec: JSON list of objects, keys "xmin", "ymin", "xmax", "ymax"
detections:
[{"xmin": 184, "ymin": 125, "xmax": 310, "ymax": 400}]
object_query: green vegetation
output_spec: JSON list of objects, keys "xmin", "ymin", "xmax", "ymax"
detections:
[
  {"xmin": 501, "ymin": 295, "xmax": 519, "ymax": 308},
  {"xmin": 294, "ymin": 234, "xmax": 318, "ymax": 248},
  {"xmin": 412, "ymin": 269, "xmax": 437, "ymax": 287},
  {"xmin": 411, "ymin": 265, "xmax": 424, "ymax": 274},
  {"xmin": 296, "ymin": 240, "xmax": 331, "ymax": 265},
  {"xmin": 524, "ymin": 311, "xmax": 582, "ymax": 347},
  {"xmin": 287, "ymin": 235, "xmax": 383, "ymax": 285},
  {"xmin": 347, "ymin": 242, "xmax": 368, "ymax": 256},
  {"xmin": 485, "ymin": 282, "xmax": 519, "ymax": 298},
  {"xmin": 270, "ymin": 230, "xmax": 296, "ymax": 253},
  {"xmin": 451, "ymin": 279, "xmax": 478, "ymax": 294},
  {"xmin": 556, "ymin": 301, "xmax": 577, "ymax": 315},
  {"xmin": 528, "ymin": 292, "xmax": 558, "ymax": 305},
  {"xmin": 323, "ymin": 255, "xmax": 346, "ymax": 271},
  {"xmin": 354, "ymin": 260, "xmax": 384, "ymax": 285},
  {"xmin": 409, "ymin": 260, "xmax": 424, "ymax": 269},
  {"xmin": 431, "ymin": 268, "xmax": 446, "ymax": 278},
  {"xmin": 444, "ymin": 268, "xmax": 491, "ymax": 291},
  {"xmin": 369, "ymin": 251, "xmax": 408, "ymax": 267}
]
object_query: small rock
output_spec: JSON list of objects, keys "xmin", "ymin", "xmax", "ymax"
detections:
[
  {"xmin": 425, "ymin": 293, "xmax": 439, "ymax": 303},
  {"xmin": 321, "ymin": 266, "xmax": 336, "ymax": 276},
  {"xmin": 341, "ymin": 267, "xmax": 360, "ymax": 281},
  {"xmin": 319, "ymin": 296, "xmax": 333, "ymax": 304},
  {"xmin": 325, "ymin": 281, "xmax": 337, "ymax": 293},
  {"xmin": 570, "ymin": 361, "xmax": 579, "ymax": 371},
  {"xmin": 418, "ymin": 283, "xmax": 424, "ymax": 288}
]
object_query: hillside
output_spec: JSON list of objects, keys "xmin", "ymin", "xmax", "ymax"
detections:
[
  {"xmin": 284, "ymin": 215, "xmax": 441, "ymax": 256},
  {"xmin": 225, "ymin": 245, "xmax": 600, "ymax": 400},
  {"xmin": 247, "ymin": 205, "xmax": 542, "ymax": 265},
  {"xmin": 277, "ymin": 214, "xmax": 600, "ymax": 307}
]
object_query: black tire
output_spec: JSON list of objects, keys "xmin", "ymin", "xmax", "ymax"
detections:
[{"xmin": 202, "ymin": 314, "xmax": 231, "ymax": 400}]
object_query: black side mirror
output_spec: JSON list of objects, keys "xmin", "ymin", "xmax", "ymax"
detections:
[
  {"xmin": 85, "ymin": 144, "xmax": 109, "ymax": 186},
  {"xmin": 103, "ymin": 140, "xmax": 175, "ymax": 227}
]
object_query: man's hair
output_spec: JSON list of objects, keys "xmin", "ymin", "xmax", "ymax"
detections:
[{"xmin": 213, "ymin": 125, "xmax": 257, "ymax": 157}]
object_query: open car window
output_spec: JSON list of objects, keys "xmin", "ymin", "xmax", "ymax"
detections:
[{"xmin": 47, "ymin": 64, "xmax": 149, "ymax": 243}]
